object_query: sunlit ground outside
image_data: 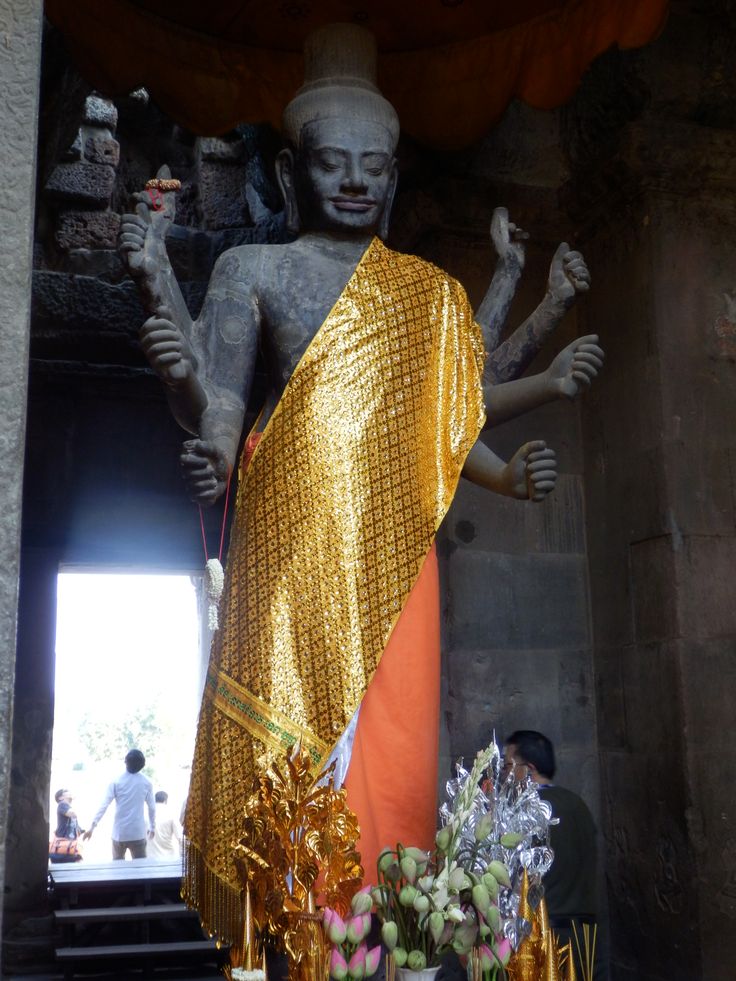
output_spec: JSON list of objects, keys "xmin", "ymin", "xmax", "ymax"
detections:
[{"xmin": 51, "ymin": 573, "xmax": 201, "ymax": 863}]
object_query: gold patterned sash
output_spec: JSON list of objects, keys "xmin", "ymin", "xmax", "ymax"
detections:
[{"xmin": 183, "ymin": 237, "xmax": 485, "ymax": 946}]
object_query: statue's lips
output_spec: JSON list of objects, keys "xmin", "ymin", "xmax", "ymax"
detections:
[{"xmin": 330, "ymin": 197, "xmax": 376, "ymax": 212}]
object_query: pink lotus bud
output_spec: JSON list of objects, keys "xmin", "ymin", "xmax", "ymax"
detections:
[
  {"xmin": 330, "ymin": 947, "xmax": 348, "ymax": 981},
  {"xmin": 478, "ymin": 944, "xmax": 494, "ymax": 971},
  {"xmin": 346, "ymin": 913, "xmax": 371, "ymax": 944},
  {"xmin": 347, "ymin": 943, "xmax": 367, "ymax": 980},
  {"xmin": 351, "ymin": 888, "xmax": 373, "ymax": 916},
  {"xmin": 497, "ymin": 938, "xmax": 512, "ymax": 966},
  {"xmin": 328, "ymin": 911, "xmax": 348, "ymax": 945},
  {"xmin": 365, "ymin": 945, "xmax": 381, "ymax": 977},
  {"xmin": 323, "ymin": 908, "xmax": 335, "ymax": 930}
]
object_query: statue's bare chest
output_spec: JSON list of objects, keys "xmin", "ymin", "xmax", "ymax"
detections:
[{"xmin": 257, "ymin": 243, "xmax": 366, "ymax": 380}]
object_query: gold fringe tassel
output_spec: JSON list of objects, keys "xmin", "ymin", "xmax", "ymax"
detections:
[{"xmin": 182, "ymin": 838, "xmax": 244, "ymax": 957}]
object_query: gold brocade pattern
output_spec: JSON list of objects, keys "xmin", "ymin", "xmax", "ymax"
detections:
[{"xmin": 183, "ymin": 237, "xmax": 485, "ymax": 943}]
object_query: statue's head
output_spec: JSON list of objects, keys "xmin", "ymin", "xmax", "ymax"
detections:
[{"xmin": 277, "ymin": 23, "xmax": 399, "ymax": 239}]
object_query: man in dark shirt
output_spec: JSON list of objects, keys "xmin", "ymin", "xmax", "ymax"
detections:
[
  {"xmin": 503, "ymin": 730, "xmax": 603, "ymax": 979},
  {"xmin": 54, "ymin": 788, "xmax": 81, "ymax": 839}
]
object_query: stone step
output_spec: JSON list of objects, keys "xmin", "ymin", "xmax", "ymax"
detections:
[
  {"xmin": 54, "ymin": 903, "xmax": 197, "ymax": 923},
  {"xmin": 55, "ymin": 940, "xmax": 220, "ymax": 961}
]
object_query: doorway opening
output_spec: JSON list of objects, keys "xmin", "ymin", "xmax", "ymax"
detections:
[{"xmin": 51, "ymin": 572, "xmax": 202, "ymax": 862}]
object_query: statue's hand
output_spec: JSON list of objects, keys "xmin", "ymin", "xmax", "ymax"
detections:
[
  {"xmin": 139, "ymin": 306, "xmax": 195, "ymax": 387},
  {"xmin": 490, "ymin": 206, "xmax": 529, "ymax": 271},
  {"xmin": 546, "ymin": 334, "xmax": 604, "ymax": 400},
  {"xmin": 502, "ymin": 441, "xmax": 557, "ymax": 502},
  {"xmin": 180, "ymin": 439, "xmax": 230, "ymax": 506},
  {"xmin": 547, "ymin": 242, "xmax": 591, "ymax": 307},
  {"xmin": 119, "ymin": 164, "xmax": 177, "ymax": 281}
]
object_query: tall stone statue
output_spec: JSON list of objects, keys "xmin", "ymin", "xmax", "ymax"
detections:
[{"xmin": 119, "ymin": 23, "xmax": 602, "ymax": 950}]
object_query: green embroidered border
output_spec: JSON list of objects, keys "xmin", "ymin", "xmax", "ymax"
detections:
[{"xmin": 205, "ymin": 669, "xmax": 328, "ymax": 768}]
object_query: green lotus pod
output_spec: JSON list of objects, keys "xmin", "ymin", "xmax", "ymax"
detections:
[
  {"xmin": 487, "ymin": 860, "xmax": 511, "ymax": 888},
  {"xmin": 500, "ymin": 832, "xmax": 524, "ymax": 848},
  {"xmin": 400, "ymin": 856, "xmax": 417, "ymax": 884},
  {"xmin": 407, "ymin": 950, "xmax": 427, "ymax": 972},
  {"xmin": 381, "ymin": 921, "xmax": 398, "ymax": 951},
  {"xmin": 471, "ymin": 883, "xmax": 491, "ymax": 912},
  {"xmin": 474, "ymin": 811, "xmax": 494, "ymax": 842},
  {"xmin": 481, "ymin": 872, "xmax": 499, "ymax": 900},
  {"xmin": 428, "ymin": 911, "xmax": 445, "ymax": 945},
  {"xmin": 486, "ymin": 905, "xmax": 501, "ymax": 933},
  {"xmin": 377, "ymin": 848, "xmax": 395, "ymax": 872},
  {"xmin": 398, "ymin": 885, "xmax": 418, "ymax": 907},
  {"xmin": 392, "ymin": 948, "xmax": 408, "ymax": 968},
  {"xmin": 413, "ymin": 894, "xmax": 430, "ymax": 913},
  {"xmin": 435, "ymin": 827, "xmax": 451, "ymax": 852}
]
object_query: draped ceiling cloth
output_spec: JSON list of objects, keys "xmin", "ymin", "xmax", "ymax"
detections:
[{"xmin": 45, "ymin": 0, "xmax": 668, "ymax": 150}]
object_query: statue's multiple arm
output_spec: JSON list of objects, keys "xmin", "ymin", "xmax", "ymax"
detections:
[
  {"xmin": 121, "ymin": 190, "xmax": 261, "ymax": 504},
  {"xmin": 486, "ymin": 242, "xmax": 590, "ymax": 384},
  {"xmin": 473, "ymin": 207, "xmax": 592, "ymax": 387},
  {"xmin": 463, "ymin": 439, "xmax": 558, "ymax": 502}
]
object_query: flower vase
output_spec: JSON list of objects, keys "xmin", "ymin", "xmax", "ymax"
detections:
[{"xmin": 396, "ymin": 967, "xmax": 441, "ymax": 981}]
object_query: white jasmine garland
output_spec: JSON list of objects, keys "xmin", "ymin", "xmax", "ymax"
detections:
[
  {"xmin": 205, "ymin": 557, "xmax": 224, "ymax": 631},
  {"xmin": 231, "ymin": 970, "xmax": 265, "ymax": 981}
]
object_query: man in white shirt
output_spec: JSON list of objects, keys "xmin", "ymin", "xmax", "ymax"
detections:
[
  {"xmin": 146, "ymin": 790, "xmax": 182, "ymax": 861},
  {"xmin": 84, "ymin": 749, "xmax": 156, "ymax": 860}
]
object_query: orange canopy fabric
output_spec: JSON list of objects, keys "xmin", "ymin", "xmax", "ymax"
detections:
[{"xmin": 45, "ymin": 0, "xmax": 669, "ymax": 149}]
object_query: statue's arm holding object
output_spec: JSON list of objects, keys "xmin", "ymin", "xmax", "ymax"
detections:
[{"xmin": 121, "ymin": 184, "xmax": 261, "ymax": 505}]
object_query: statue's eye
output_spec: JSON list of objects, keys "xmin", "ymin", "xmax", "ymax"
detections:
[{"xmin": 366, "ymin": 167, "xmax": 383, "ymax": 177}]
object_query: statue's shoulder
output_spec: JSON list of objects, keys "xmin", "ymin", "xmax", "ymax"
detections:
[
  {"xmin": 376, "ymin": 242, "xmax": 467, "ymax": 298},
  {"xmin": 211, "ymin": 243, "xmax": 284, "ymax": 289}
]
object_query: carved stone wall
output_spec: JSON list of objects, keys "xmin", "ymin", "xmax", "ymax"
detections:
[
  {"xmin": 565, "ymin": 4, "xmax": 736, "ymax": 978},
  {"xmin": 0, "ymin": 0, "xmax": 43, "ymax": 958}
]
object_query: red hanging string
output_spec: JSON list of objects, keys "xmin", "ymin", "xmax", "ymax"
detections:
[{"xmin": 198, "ymin": 469, "xmax": 233, "ymax": 563}]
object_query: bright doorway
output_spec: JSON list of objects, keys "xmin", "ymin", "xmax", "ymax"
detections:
[{"xmin": 51, "ymin": 572, "xmax": 202, "ymax": 862}]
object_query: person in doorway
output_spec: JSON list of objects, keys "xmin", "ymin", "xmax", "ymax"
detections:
[
  {"xmin": 84, "ymin": 748, "xmax": 156, "ymax": 860},
  {"xmin": 146, "ymin": 790, "xmax": 182, "ymax": 860},
  {"xmin": 503, "ymin": 730, "xmax": 603, "ymax": 979},
  {"xmin": 54, "ymin": 787, "xmax": 82, "ymax": 839}
]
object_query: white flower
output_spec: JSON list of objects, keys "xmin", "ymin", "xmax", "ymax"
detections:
[{"xmin": 205, "ymin": 558, "xmax": 224, "ymax": 631}]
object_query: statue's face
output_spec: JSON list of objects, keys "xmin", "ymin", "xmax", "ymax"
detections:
[{"xmin": 293, "ymin": 117, "xmax": 396, "ymax": 235}]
